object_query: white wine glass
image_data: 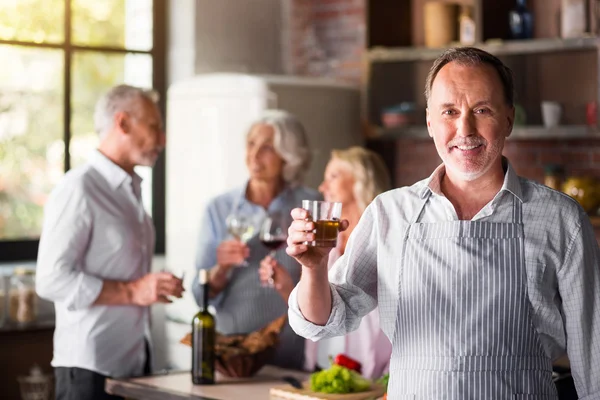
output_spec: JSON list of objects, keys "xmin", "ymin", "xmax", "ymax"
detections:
[
  {"xmin": 259, "ymin": 214, "xmax": 288, "ymax": 288},
  {"xmin": 226, "ymin": 213, "xmax": 254, "ymax": 266}
]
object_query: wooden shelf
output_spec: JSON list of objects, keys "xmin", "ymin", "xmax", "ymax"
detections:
[
  {"xmin": 369, "ymin": 125, "xmax": 600, "ymax": 141},
  {"xmin": 509, "ymin": 125, "xmax": 600, "ymax": 140},
  {"xmin": 367, "ymin": 37, "xmax": 600, "ymax": 63}
]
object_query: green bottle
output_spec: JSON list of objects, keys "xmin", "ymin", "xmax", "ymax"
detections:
[{"xmin": 192, "ymin": 269, "xmax": 215, "ymax": 384}]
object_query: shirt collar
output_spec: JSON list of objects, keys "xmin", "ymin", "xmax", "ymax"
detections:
[
  {"xmin": 419, "ymin": 157, "xmax": 524, "ymax": 203},
  {"xmin": 237, "ymin": 180, "xmax": 294, "ymax": 210},
  {"xmin": 500, "ymin": 158, "xmax": 524, "ymax": 202},
  {"xmin": 90, "ymin": 150, "xmax": 142, "ymax": 191}
]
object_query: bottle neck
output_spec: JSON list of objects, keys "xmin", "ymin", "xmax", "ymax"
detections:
[
  {"xmin": 516, "ymin": 0, "xmax": 527, "ymax": 7},
  {"xmin": 200, "ymin": 281, "xmax": 209, "ymax": 311}
]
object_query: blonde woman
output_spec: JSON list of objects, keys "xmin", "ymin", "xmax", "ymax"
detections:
[{"xmin": 259, "ymin": 146, "xmax": 393, "ymax": 378}]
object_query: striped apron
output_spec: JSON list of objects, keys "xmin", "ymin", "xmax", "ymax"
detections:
[{"xmin": 388, "ymin": 193, "xmax": 557, "ymax": 399}]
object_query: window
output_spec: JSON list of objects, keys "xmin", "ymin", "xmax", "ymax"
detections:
[{"xmin": 0, "ymin": 0, "xmax": 166, "ymax": 261}]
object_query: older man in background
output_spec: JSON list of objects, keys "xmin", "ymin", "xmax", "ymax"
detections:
[{"xmin": 36, "ymin": 84, "xmax": 184, "ymax": 400}]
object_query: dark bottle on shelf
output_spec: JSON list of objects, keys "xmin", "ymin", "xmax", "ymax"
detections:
[
  {"xmin": 509, "ymin": 0, "xmax": 534, "ymax": 39},
  {"xmin": 191, "ymin": 269, "xmax": 215, "ymax": 385}
]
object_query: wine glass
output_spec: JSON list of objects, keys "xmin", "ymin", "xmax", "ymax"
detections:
[
  {"xmin": 259, "ymin": 214, "xmax": 288, "ymax": 288},
  {"xmin": 226, "ymin": 213, "xmax": 254, "ymax": 266}
]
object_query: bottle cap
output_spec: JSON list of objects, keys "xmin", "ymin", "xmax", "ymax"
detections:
[{"xmin": 199, "ymin": 270, "xmax": 208, "ymax": 285}]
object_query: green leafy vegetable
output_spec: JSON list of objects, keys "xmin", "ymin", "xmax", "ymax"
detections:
[
  {"xmin": 310, "ymin": 364, "xmax": 372, "ymax": 394},
  {"xmin": 377, "ymin": 373, "xmax": 389, "ymax": 390}
]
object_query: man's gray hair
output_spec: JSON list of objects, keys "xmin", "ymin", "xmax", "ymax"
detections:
[
  {"xmin": 249, "ymin": 109, "xmax": 312, "ymax": 186},
  {"xmin": 93, "ymin": 84, "xmax": 159, "ymax": 139},
  {"xmin": 424, "ymin": 47, "xmax": 515, "ymax": 107}
]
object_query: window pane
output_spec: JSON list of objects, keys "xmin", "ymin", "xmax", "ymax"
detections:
[
  {"xmin": 0, "ymin": 45, "xmax": 64, "ymax": 240},
  {"xmin": 72, "ymin": 0, "xmax": 153, "ymax": 51},
  {"xmin": 0, "ymin": 0, "xmax": 64, "ymax": 43},
  {"xmin": 71, "ymin": 51, "xmax": 153, "ymax": 212}
]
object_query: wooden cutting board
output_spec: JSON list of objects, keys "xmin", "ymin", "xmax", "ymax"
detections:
[{"xmin": 270, "ymin": 382, "xmax": 385, "ymax": 400}]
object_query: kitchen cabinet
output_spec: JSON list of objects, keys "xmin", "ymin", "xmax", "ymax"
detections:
[
  {"xmin": 363, "ymin": 36, "xmax": 600, "ymax": 141},
  {"xmin": 0, "ymin": 320, "xmax": 54, "ymax": 400},
  {"xmin": 361, "ymin": 0, "xmax": 600, "ymax": 141}
]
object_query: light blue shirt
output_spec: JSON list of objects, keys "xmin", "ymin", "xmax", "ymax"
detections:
[{"xmin": 192, "ymin": 182, "xmax": 321, "ymax": 370}]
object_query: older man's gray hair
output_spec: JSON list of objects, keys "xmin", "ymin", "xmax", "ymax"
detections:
[
  {"xmin": 93, "ymin": 84, "xmax": 159, "ymax": 139},
  {"xmin": 250, "ymin": 109, "xmax": 312, "ymax": 186}
]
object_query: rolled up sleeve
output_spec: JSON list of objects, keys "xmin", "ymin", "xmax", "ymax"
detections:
[
  {"xmin": 288, "ymin": 203, "xmax": 379, "ymax": 341},
  {"xmin": 35, "ymin": 183, "xmax": 103, "ymax": 311},
  {"xmin": 558, "ymin": 212, "xmax": 600, "ymax": 398}
]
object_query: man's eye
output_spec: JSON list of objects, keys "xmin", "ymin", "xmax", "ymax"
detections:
[
  {"xmin": 475, "ymin": 108, "xmax": 490, "ymax": 114},
  {"xmin": 442, "ymin": 110, "xmax": 455, "ymax": 115}
]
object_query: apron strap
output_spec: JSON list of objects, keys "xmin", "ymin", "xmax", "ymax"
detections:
[
  {"xmin": 512, "ymin": 195, "xmax": 523, "ymax": 224},
  {"xmin": 413, "ymin": 186, "xmax": 524, "ymax": 225},
  {"xmin": 410, "ymin": 190, "xmax": 432, "ymax": 226}
]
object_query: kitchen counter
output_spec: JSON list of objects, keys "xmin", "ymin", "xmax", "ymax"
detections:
[{"xmin": 106, "ymin": 365, "xmax": 310, "ymax": 400}]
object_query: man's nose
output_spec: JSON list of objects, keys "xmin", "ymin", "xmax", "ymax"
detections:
[{"xmin": 456, "ymin": 113, "xmax": 475, "ymax": 137}]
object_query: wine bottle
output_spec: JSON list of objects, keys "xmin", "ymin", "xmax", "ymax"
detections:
[
  {"xmin": 508, "ymin": 0, "xmax": 534, "ymax": 39},
  {"xmin": 192, "ymin": 269, "xmax": 215, "ymax": 384}
]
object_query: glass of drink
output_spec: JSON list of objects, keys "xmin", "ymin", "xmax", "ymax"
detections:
[
  {"xmin": 259, "ymin": 214, "xmax": 288, "ymax": 287},
  {"xmin": 226, "ymin": 213, "xmax": 254, "ymax": 266},
  {"xmin": 301, "ymin": 200, "xmax": 342, "ymax": 247}
]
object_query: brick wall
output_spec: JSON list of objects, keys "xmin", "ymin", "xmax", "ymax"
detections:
[
  {"xmin": 393, "ymin": 138, "xmax": 600, "ymax": 188},
  {"xmin": 286, "ymin": 0, "xmax": 365, "ymax": 83}
]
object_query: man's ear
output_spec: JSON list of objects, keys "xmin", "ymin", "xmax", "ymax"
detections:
[
  {"xmin": 426, "ymin": 108, "xmax": 433, "ymax": 138},
  {"xmin": 115, "ymin": 112, "xmax": 129, "ymax": 134},
  {"xmin": 506, "ymin": 106, "xmax": 515, "ymax": 138}
]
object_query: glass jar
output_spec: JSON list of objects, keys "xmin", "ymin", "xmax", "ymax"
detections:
[{"xmin": 10, "ymin": 268, "xmax": 38, "ymax": 324}]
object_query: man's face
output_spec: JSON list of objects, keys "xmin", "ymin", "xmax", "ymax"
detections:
[
  {"xmin": 126, "ymin": 98, "xmax": 165, "ymax": 167},
  {"xmin": 426, "ymin": 62, "xmax": 514, "ymax": 182}
]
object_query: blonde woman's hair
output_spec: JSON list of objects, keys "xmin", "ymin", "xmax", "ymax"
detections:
[
  {"xmin": 331, "ymin": 146, "xmax": 392, "ymax": 212},
  {"xmin": 249, "ymin": 109, "xmax": 312, "ymax": 186}
]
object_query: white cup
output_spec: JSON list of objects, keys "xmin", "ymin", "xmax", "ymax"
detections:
[{"xmin": 541, "ymin": 101, "xmax": 562, "ymax": 128}]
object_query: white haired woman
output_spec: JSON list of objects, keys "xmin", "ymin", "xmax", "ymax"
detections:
[
  {"xmin": 191, "ymin": 110, "xmax": 320, "ymax": 370},
  {"xmin": 259, "ymin": 146, "xmax": 393, "ymax": 378}
]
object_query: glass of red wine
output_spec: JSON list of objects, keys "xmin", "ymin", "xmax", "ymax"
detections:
[{"xmin": 259, "ymin": 214, "xmax": 288, "ymax": 288}]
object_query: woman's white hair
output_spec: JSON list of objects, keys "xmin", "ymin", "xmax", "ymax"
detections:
[
  {"xmin": 93, "ymin": 84, "xmax": 159, "ymax": 139},
  {"xmin": 249, "ymin": 109, "xmax": 312, "ymax": 186}
]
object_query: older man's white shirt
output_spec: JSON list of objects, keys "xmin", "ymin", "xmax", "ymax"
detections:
[{"xmin": 36, "ymin": 151, "xmax": 154, "ymax": 378}]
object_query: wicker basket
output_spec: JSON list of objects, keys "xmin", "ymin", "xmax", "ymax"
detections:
[
  {"xmin": 181, "ymin": 314, "xmax": 287, "ymax": 378},
  {"xmin": 215, "ymin": 343, "xmax": 277, "ymax": 378}
]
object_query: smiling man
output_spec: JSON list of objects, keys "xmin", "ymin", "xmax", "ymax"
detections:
[{"xmin": 286, "ymin": 47, "xmax": 600, "ymax": 398}]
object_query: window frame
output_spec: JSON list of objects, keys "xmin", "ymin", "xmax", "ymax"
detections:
[{"xmin": 0, "ymin": 0, "xmax": 167, "ymax": 261}]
